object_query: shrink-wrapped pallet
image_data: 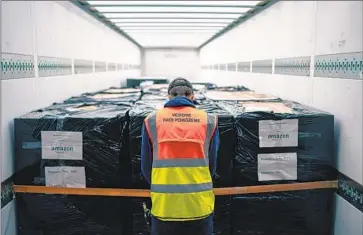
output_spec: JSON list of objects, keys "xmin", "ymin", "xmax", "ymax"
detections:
[
  {"xmin": 215, "ymin": 100, "xmax": 336, "ymax": 185},
  {"xmin": 232, "ymin": 190, "xmax": 335, "ymax": 235},
  {"xmin": 63, "ymin": 88, "xmax": 141, "ymax": 104},
  {"xmin": 14, "ymin": 102, "xmax": 132, "ymax": 235},
  {"xmin": 209, "ymin": 93, "xmax": 335, "ymax": 235}
]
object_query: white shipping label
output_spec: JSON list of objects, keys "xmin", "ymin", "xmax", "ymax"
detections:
[
  {"xmin": 45, "ymin": 166, "xmax": 86, "ymax": 188},
  {"xmin": 259, "ymin": 119, "xmax": 298, "ymax": 148},
  {"xmin": 258, "ymin": 153, "xmax": 297, "ymax": 181},
  {"xmin": 41, "ymin": 131, "xmax": 83, "ymax": 160}
]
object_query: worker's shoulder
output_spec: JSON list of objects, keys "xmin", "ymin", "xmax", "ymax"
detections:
[
  {"xmin": 194, "ymin": 109, "xmax": 218, "ymax": 123},
  {"xmin": 144, "ymin": 108, "xmax": 164, "ymax": 120}
]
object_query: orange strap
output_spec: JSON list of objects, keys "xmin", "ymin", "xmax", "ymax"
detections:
[{"xmin": 13, "ymin": 180, "xmax": 338, "ymax": 198}]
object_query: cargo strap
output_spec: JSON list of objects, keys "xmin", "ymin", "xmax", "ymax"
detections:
[
  {"xmin": 13, "ymin": 180, "xmax": 338, "ymax": 197},
  {"xmin": 143, "ymin": 202, "xmax": 151, "ymax": 232}
]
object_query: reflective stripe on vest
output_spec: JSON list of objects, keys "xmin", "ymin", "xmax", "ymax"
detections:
[
  {"xmin": 151, "ymin": 182, "xmax": 213, "ymax": 193},
  {"xmin": 145, "ymin": 107, "xmax": 217, "ymax": 221},
  {"xmin": 152, "ymin": 159, "xmax": 208, "ymax": 168}
]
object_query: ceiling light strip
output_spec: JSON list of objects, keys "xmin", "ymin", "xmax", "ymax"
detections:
[
  {"xmin": 110, "ymin": 19, "xmax": 234, "ymax": 23},
  {"xmin": 106, "ymin": 17, "xmax": 239, "ymax": 20},
  {"xmin": 90, "ymin": 4, "xmax": 258, "ymax": 8},
  {"xmin": 97, "ymin": 11, "xmax": 246, "ymax": 15},
  {"xmin": 121, "ymin": 28, "xmax": 223, "ymax": 30},
  {"xmin": 102, "ymin": 13, "xmax": 243, "ymax": 18},
  {"xmin": 116, "ymin": 24, "xmax": 227, "ymax": 27},
  {"xmin": 87, "ymin": 1, "xmax": 262, "ymax": 6},
  {"xmin": 93, "ymin": 7, "xmax": 254, "ymax": 13},
  {"xmin": 113, "ymin": 21, "xmax": 231, "ymax": 24}
]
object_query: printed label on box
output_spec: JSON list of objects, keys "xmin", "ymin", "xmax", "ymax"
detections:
[
  {"xmin": 258, "ymin": 152, "xmax": 297, "ymax": 181},
  {"xmin": 45, "ymin": 166, "xmax": 86, "ymax": 188},
  {"xmin": 41, "ymin": 131, "xmax": 83, "ymax": 160},
  {"xmin": 259, "ymin": 119, "xmax": 298, "ymax": 147}
]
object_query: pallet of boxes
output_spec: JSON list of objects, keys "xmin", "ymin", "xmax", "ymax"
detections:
[
  {"xmin": 13, "ymin": 88, "xmax": 141, "ymax": 235},
  {"xmin": 13, "ymin": 83, "xmax": 337, "ymax": 235},
  {"xmin": 204, "ymin": 89, "xmax": 337, "ymax": 235}
]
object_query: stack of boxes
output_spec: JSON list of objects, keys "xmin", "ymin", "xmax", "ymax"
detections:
[
  {"xmin": 14, "ymin": 94, "xmax": 136, "ymax": 235},
  {"xmin": 63, "ymin": 88, "xmax": 141, "ymax": 105},
  {"xmin": 13, "ymin": 83, "xmax": 336, "ymax": 235},
  {"xmin": 206, "ymin": 91, "xmax": 336, "ymax": 235}
]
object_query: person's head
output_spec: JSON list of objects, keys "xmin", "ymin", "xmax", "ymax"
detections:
[{"xmin": 167, "ymin": 77, "xmax": 194, "ymax": 100}]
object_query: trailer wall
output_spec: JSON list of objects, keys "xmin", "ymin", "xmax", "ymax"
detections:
[
  {"xmin": 0, "ymin": 2, "xmax": 141, "ymax": 234},
  {"xmin": 143, "ymin": 48, "xmax": 200, "ymax": 81},
  {"xmin": 199, "ymin": 1, "xmax": 363, "ymax": 234}
]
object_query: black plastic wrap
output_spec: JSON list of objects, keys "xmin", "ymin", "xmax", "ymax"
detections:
[
  {"xmin": 140, "ymin": 84, "xmax": 207, "ymax": 102},
  {"xmin": 191, "ymin": 82, "xmax": 217, "ymax": 90},
  {"xmin": 196, "ymin": 99, "xmax": 236, "ymax": 188},
  {"xmin": 215, "ymin": 100, "xmax": 336, "ymax": 186},
  {"xmin": 13, "ymin": 85, "xmax": 337, "ymax": 235},
  {"xmin": 16, "ymin": 193, "xmax": 130, "ymax": 235},
  {"xmin": 140, "ymin": 94, "xmax": 168, "ymax": 102},
  {"xmin": 232, "ymin": 189, "xmax": 335, "ymax": 235},
  {"xmin": 14, "ymin": 102, "xmax": 132, "ymax": 188},
  {"xmin": 102, "ymin": 87, "xmax": 141, "ymax": 94},
  {"xmin": 63, "ymin": 89, "xmax": 141, "ymax": 104},
  {"xmin": 212, "ymin": 86, "xmax": 251, "ymax": 92},
  {"xmin": 14, "ymin": 102, "xmax": 133, "ymax": 235},
  {"xmin": 129, "ymin": 198, "xmax": 152, "ymax": 235},
  {"xmin": 194, "ymin": 92, "xmax": 207, "ymax": 102},
  {"xmin": 204, "ymin": 90, "xmax": 280, "ymax": 102},
  {"xmin": 141, "ymin": 84, "xmax": 169, "ymax": 95},
  {"xmin": 128, "ymin": 100, "xmax": 165, "ymax": 189},
  {"xmin": 213, "ymin": 196, "xmax": 232, "ymax": 235},
  {"xmin": 140, "ymin": 93, "xmax": 206, "ymax": 103}
]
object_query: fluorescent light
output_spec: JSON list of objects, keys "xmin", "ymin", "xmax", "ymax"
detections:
[
  {"xmin": 109, "ymin": 18, "xmax": 235, "ymax": 23},
  {"xmin": 116, "ymin": 23, "xmax": 228, "ymax": 27},
  {"xmin": 124, "ymin": 31, "xmax": 220, "ymax": 34},
  {"xmin": 126, "ymin": 30, "xmax": 217, "ymax": 33},
  {"xmin": 128, "ymin": 32, "xmax": 216, "ymax": 34},
  {"xmin": 122, "ymin": 27, "xmax": 222, "ymax": 30},
  {"xmin": 125, "ymin": 30, "xmax": 218, "ymax": 33},
  {"xmin": 95, "ymin": 6, "xmax": 251, "ymax": 13},
  {"xmin": 102, "ymin": 13, "xmax": 242, "ymax": 19},
  {"xmin": 88, "ymin": 1, "xmax": 262, "ymax": 7}
]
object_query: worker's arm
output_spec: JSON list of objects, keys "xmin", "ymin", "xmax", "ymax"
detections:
[
  {"xmin": 141, "ymin": 124, "xmax": 153, "ymax": 184},
  {"xmin": 209, "ymin": 127, "xmax": 220, "ymax": 177}
]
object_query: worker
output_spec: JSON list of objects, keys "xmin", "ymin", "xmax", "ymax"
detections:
[{"xmin": 141, "ymin": 77, "xmax": 220, "ymax": 235}]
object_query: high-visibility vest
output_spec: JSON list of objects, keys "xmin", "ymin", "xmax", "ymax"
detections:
[{"xmin": 144, "ymin": 106, "xmax": 218, "ymax": 221}]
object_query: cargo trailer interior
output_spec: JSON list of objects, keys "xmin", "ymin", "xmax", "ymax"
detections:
[{"xmin": 1, "ymin": 1, "xmax": 362, "ymax": 235}]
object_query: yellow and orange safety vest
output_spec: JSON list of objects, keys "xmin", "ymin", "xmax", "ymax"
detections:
[{"xmin": 144, "ymin": 106, "xmax": 218, "ymax": 221}]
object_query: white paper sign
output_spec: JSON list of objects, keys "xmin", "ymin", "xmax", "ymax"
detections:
[
  {"xmin": 258, "ymin": 153, "xmax": 297, "ymax": 181},
  {"xmin": 259, "ymin": 119, "xmax": 298, "ymax": 148},
  {"xmin": 45, "ymin": 166, "xmax": 86, "ymax": 188},
  {"xmin": 41, "ymin": 131, "xmax": 83, "ymax": 160}
]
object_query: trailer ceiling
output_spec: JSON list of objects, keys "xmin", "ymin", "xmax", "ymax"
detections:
[{"xmin": 77, "ymin": 1, "xmax": 271, "ymax": 48}]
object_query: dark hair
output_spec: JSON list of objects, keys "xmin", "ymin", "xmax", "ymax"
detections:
[{"xmin": 168, "ymin": 77, "xmax": 194, "ymax": 97}]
